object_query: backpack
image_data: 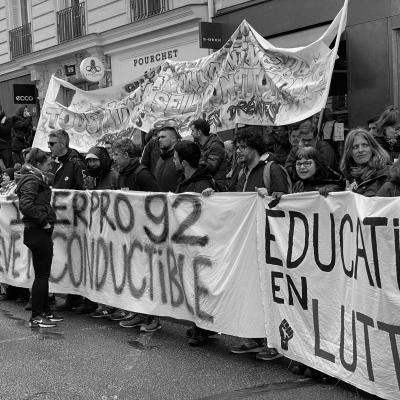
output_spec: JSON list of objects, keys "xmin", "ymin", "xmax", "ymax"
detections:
[
  {"xmin": 262, "ymin": 159, "xmax": 292, "ymax": 194},
  {"xmin": 238, "ymin": 155, "xmax": 292, "ymax": 194}
]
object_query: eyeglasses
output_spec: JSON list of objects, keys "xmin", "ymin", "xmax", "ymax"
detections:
[
  {"xmin": 295, "ymin": 160, "xmax": 314, "ymax": 168},
  {"xmin": 48, "ymin": 142, "xmax": 59, "ymax": 147},
  {"xmin": 236, "ymin": 144, "xmax": 248, "ymax": 151}
]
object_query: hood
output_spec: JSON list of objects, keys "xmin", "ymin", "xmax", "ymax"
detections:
[
  {"xmin": 15, "ymin": 163, "xmax": 49, "ymax": 191},
  {"xmin": 181, "ymin": 167, "xmax": 212, "ymax": 185},
  {"xmin": 119, "ymin": 158, "xmax": 141, "ymax": 175},
  {"xmin": 85, "ymin": 146, "xmax": 112, "ymax": 177}
]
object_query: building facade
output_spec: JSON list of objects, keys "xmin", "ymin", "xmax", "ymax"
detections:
[
  {"xmin": 0, "ymin": 0, "xmax": 209, "ymax": 118},
  {"xmin": 212, "ymin": 0, "xmax": 400, "ymax": 129}
]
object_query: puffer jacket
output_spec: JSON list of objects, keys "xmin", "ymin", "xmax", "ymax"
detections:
[
  {"xmin": 199, "ymin": 133, "xmax": 227, "ymax": 187},
  {"xmin": 15, "ymin": 164, "xmax": 55, "ymax": 228}
]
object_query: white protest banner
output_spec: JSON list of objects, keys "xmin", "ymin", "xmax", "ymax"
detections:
[
  {"xmin": 0, "ymin": 190, "xmax": 265, "ymax": 338},
  {"xmin": 259, "ymin": 191, "xmax": 400, "ymax": 400},
  {"xmin": 33, "ymin": 1, "xmax": 347, "ymax": 152}
]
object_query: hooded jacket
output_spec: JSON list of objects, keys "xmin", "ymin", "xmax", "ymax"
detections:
[
  {"xmin": 176, "ymin": 167, "xmax": 216, "ymax": 193},
  {"xmin": 11, "ymin": 107, "xmax": 33, "ymax": 151},
  {"xmin": 15, "ymin": 164, "xmax": 56, "ymax": 228},
  {"xmin": 199, "ymin": 133, "xmax": 227, "ymax": 186},
  {"xmin": 118, "ymin": 158, "xmax": 160, "ymax": 191},
  {"xmin": 51, "ymin": 148, "xmax": 85, "ymax": 190},
  {"xmin": 85, "ymin": 146, "xmax": 118, "ymax": 190}
]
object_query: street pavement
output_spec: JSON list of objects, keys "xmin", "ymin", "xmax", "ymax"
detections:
[{"xmin": 0, "ymin": 298, "xmax": 375, "ymax": 400}]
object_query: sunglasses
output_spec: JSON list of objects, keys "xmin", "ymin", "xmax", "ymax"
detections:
[{"xmin": 48, "ymin": 142, "xmax": 59, "ymax": 147}]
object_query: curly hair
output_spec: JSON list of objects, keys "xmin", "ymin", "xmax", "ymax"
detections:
[
  {"xmin": 234, "ymin": 127, "xmax": 266, "ymax": 155},
  {"xmin": 112, "ymin": 138, "xmax": 141, "ymax": 158},
  {"xmin": 340, "ymin": 128, "xmax": 390, "ymax": 179}
]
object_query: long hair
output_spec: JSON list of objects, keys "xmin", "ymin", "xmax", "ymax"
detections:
[
  {"xmin": 293, "ymin": 146, "xmax": 339, "ymax": 181},
  {"xmin": 376, "ymin": 105, "xmax": 400, "ymax": 136},
  {"xmin": 25, "ymin": 148, "xmax": 50, "ymax": 168},
  {"xmin": 340, "ymin": 128, "xmax": 390, "ymax": 179}
]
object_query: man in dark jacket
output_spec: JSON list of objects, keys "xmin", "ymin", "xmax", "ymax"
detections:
[
  {"xmin": 0, "ymin": 108, "xmax": 13, "ymax": 168},
  {"xmin": 113, "ymin": 138, "xmax": 160, "ymax": 192},
  {"xmin": 84, "ymin": 146, "xmax": 118, "ymax": 190},
  {"xmin": 49, "ymin": 129, "xmax": 87, "ymax": 312},
  {"xmin": 174, "ymin": 141, "xmax": 216, "ymax": 194},
  {"xmin": 173, "ymin": 140, "xmax": 216, "ymax": 346},
  {"xmin": 48, "ymin": 129, "xmax": 85, "ymax": 190},
  {"xmin": 285, "ymin": 119, "xmax": 337, "ymax": 179},
  {"xmin": 113, "ymin": 138, "xmax": 161, "ymax": 333},
  {"xmin": 152, "ymin": 126, "xmax": 181, "ymax": 192},
  {"xmin": 190, "ymin": 119, "xmax": 227, "ymax": 188},
  {"xmin": 11, "ymin": 106, "xmax": 33, "ymax": 165},
  {"xmin": 230, "ymin": 128, "xmax": 290, "ymax": 361}
]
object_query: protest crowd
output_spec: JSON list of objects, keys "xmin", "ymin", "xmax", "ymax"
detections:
[{"xmin": 0, "ymin": 100, "xmax": 399, "ymax": 384}]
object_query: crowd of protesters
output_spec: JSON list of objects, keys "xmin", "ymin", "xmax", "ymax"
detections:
[{"xmin": 1, "ymin": 103, "xmax": 400, "ymax": 379}]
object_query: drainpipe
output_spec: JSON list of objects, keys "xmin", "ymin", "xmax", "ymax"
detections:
[{"xmin": 208, "ymin": 0, "xmax": 214, "ymax": 22}]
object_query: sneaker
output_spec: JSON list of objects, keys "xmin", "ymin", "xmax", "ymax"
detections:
[
  {"xmin": 44, "ymin": 312, "xmax": 64, "ymax": 322},
  {"xmin": 119, "ymin": 314, "xmax": 145, "ymax": 328},
  {"xmin": 55, "ymin": 302, "xmax": 77, "ymax": 312},
  {"xmin": 109, "ymin": 310, "xmax": 135, "ymax": 321},
  {"xmin": 140, "ymin": 318, "xmax": 161, "ymax": 333},
  {"xmin": 29, "ymin": 316, "xmax": 57, "ymax": 328},
  {"xmin": 256, "ymin": 347, "xmax": 283, "ymax": 361},
  {"xmin": 229, "ymin": 340, "xmax": 265, "ymax": 354},
  {"xmin": 90, "ymin": 309, "xmax": 113, "ymax": 318}
]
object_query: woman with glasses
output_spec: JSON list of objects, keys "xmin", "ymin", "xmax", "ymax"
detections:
[
  {"xmin": 292, "ymin": 147, "xmax": 344, "ymax": 195},
  {"xmin": 340, "ymin": 128, "xmax": 391, "ymax": 197}
]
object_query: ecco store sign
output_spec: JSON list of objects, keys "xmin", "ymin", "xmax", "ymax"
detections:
[
  {"xmin": 13, "ymin": 84, "xmax": 37, "ymax": 104},
  {"xmin": 80, "ymin": 57, "xmax": 105, "ymax": 82}
]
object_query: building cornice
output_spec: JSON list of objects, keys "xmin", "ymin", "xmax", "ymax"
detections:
[{"xmin": 0, "ymin": 4, "xmax": 207, "ymax": 81}]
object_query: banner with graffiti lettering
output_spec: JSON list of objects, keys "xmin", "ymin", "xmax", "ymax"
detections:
[
  {"xmin": 260, "ymin": 191, "xmax": 400, "ymax": 400},
  {"xmin": 0, "ymin": 190, "xmax": 265, "ymax": 338},
  {"xmin": 33, "ymin": 1, "xmax": 347, "ymax": 152}
]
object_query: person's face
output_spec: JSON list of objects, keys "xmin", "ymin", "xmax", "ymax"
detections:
[
  {"xmin": 236, "ymin": 141, "xmax": 256, "ymax": 165},
  {"xmin": 190, "ymin": 125, "xmax": 201, "ymax": 143},
  {"xmin": 274, "ymin": 126, "xmax": 289, "ymax": 144},
  {"xmin": 351, "ymin": 135, "xmax": 372, "ymax": 166},
  {"xmin": 368, "ymin": 123, "xmax": 378, "ymax": 137},
  {"xmin": 86, "ymin": 158, "xmax": 101, "ymax": 169},
  {"xmin": 173, "ymin": 150, "xmax": 183, "ymax": 171},
  {"xmin": 2, "ymin": 172, "xmax": 10, "ymax": 183},
  {"xmin": 295, "ymin": 157, "xmax": 317, "ymax": 180},
  {"xmin": 112, "ymin": 149, "xmax": 129, "ymax": 171},
  {"xmin": 158, "ymin": 130, "xmax": 176, "ymax": 151},
  {"xmin": 37, "ymin": 157, "xmax": 52, "ymax": 173},
  {"xmin": 48, "ymin": 136, "xmax": 66, "ymax": 157},
  {"xmin": 289, "ymin": 130, "xmax": 300, "ymax": 147},
  {"xmin": 298, "ymin": 131, "xmax": 316, "ymax": 148},
  {"xmin": 104, "ymin": 144, "xmax": 112, "ymax": 156}
]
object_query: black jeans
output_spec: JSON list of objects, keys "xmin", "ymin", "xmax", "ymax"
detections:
[{"xmin": 23, "ymin": 227, "xmax": 53, "ymax": 318}]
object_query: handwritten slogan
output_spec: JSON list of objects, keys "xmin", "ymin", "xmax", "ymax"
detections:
[
  {"xmin": 0, "ymin": 189, "xmax": 399, "ymax": 399},
  {"xmin": 33, "ymin": 2, "xmax": 347, "ymax": 152}
]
